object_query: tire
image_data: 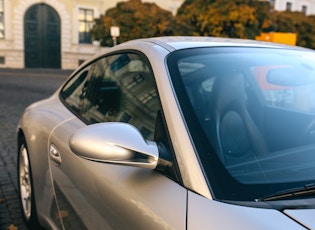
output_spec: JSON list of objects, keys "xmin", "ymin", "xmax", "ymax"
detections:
[{"xmin": 18, "ymin": 137, "xmax": 43, "ymax": 229}]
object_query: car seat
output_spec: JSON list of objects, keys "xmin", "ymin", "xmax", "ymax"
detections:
[{"xmin": 211, "ymin": 71, "xmax": 269, "ymax": 165}]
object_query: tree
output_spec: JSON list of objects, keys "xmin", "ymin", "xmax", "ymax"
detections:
[
  {"xmin": 251, "ymin": 0, "xmax": 273, "ymax": 33},
  {"xmin": 91, "ymin": 0, "xmax": 315, "ymax": 49},
  {"xmin": 90, "ymin": 0, "xmax": 177, "ymax": 46},
  {"xmin": 263, "ymin": 11, "xmax": 315, "ymax": 49},
  {"xmin": 176, "ymin": 0, "xmax": 260, "ymax": 39}
]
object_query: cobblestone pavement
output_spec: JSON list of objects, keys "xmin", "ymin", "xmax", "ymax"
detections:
[{"xmin": 0, "ymin": 69, "xmax": 71, "ymax": 230}]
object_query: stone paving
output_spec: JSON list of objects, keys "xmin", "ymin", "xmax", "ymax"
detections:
[{"xmin": 0, "ymin": 69, "xmax": 71, "ymax": 230}]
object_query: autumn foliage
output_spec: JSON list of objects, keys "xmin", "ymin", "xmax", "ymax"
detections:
[
  {"xmin": 90, "ymin": 0, "xmax": 315, "ymax": 49},
  {"xmin": 90, "ymin": 0, "xmax": 177, "ymax": 46}
]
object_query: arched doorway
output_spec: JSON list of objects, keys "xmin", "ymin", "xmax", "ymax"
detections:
[{"xmin": 24, "ymin": 3, "xmax": 61, "ymax": 68}]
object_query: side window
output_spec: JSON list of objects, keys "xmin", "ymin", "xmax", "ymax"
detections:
[
  {"xmin": 61, "ymin": 65, "xmax": 92, "ymax": 113},
  {"xmin": 61, "ymin": 52, "xmax": 161, "ymax": 141}
]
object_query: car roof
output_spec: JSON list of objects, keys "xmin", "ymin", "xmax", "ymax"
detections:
[
  {"xmin": 121, "ymin": 36, "xmax": 309, "ymax": 52},
  {"xmin": 90, "ymin": 36, "xmax": 310, "ymax": 64}
]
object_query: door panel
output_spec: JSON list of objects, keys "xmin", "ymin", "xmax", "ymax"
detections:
[
  {"xmin": 48, "ymin": 118, "xmax": 187, "ymax": 229},
  {"xmin": 24, "ymin": 4, "xmax": 61, "ymax": 68}
]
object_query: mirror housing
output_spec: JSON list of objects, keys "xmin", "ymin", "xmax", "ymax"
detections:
[{"xmin": 69, "ymin": 122, "xmax": 159, "ymax": 169}]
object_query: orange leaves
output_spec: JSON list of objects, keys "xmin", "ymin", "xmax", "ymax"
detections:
[{"xmin": 177, "ymin": 0, "xmax": 259, "ymax": 38}]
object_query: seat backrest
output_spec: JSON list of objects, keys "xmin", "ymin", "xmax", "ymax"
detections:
[{"xmin": 211, "ymin": 72, "xmax": 268, "ymax": 164}]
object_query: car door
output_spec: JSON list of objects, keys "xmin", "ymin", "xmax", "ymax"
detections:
[{"xmin": 48, "ymin": 52, "xmax": 187, "ymax": 229}]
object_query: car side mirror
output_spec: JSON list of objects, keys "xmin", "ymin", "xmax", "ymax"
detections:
[{"xmin": 69, "ymin": 122, "xmax": 159, "ymax": 169}]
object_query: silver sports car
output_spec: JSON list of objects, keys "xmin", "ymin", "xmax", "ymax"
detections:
[{"xmin": 18, "ymin": 37, "xmax": 315, "ymax": 229}]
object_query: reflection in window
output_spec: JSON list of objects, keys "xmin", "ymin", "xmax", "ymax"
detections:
[
  {"xmin": 254, "ymin": 66, "xmax": 315, "ymax": 114},
  {"xmin": 139, "ymin": 89, "xmax": 157, "ymax": 104},
  {"xmin": 61, "ymin": 53, "xmax": 161, "ymax": 141},
  {"xmin": 120, "ymin": 112, "xmax": 131, "ymax": 123},
  {"xmin": 79, "ymin": 8, "xmax": 94, "ymax": 44},
  {"xmin": 140, "ymin": 126, "xmax": 151, "ymax": 139},
  {"xmin": 60, "ymin": 67, "xmax": 92, "ymax": 113},
  {"xmin": 0, "ymin": 0, "xmax": 4, "ymax": 39},
  {"xmin": 126, "ymin": 74, "xmax": 144, "ymax": 89}
]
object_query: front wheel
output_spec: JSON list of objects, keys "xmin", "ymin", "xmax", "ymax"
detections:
[{"xmin": 18, "ymin": 137, "xmax": 42, "ymax": 229}]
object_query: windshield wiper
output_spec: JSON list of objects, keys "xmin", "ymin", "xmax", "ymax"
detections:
[{"xmin": 256, "ymin": 183, "xmax": 315, "ymax": 202}]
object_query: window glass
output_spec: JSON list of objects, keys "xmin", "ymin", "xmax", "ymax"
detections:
[
  {"xmin": 286, "ymin": 2, "xmax": 292, "ymax": 11},
  {"xmin": 79, "ymin": 8, "xmax": 94, "ymax": 44},
  {"xmin": 302, "ymin": 5, "xmax": 307, "ymax": 14},
  {"xmin": 254, "ymin": 66, "xmax": 315, "ymax": 114},
  {"xmin": 0, "ymin": 0, "xmax": 4, "ymax": 39},
  {"xmin": 61, "ymin": 53, "xmax": 161, "ymax": 141},
  {"xmin": 168, "ymin": 47, "xmax": 315, "ymax": 201},
  {"xmin": 61, "ymin": 65, "xmax": 92, "ymax": 113}
]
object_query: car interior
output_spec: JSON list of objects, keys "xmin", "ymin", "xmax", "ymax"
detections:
[{"xmin": 182, "ymin": 58, "xmax": 315, "ymax": 183}]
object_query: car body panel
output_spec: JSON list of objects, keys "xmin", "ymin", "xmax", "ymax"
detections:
[
  {"xmin": 82, "ymin": 39, "xmax": 211, "ymax": 197},
  {"xmin": 187, "ymin": 191, "xmax": 306, "ymax": 230},
  {"xmin": 123, "ymin": 41, "xmax": 212, "ymax": 198},
  {"xmin": 17, "ymin": 94, "xmax": 75, "ymax": 229},
  {"xmin": 284, "ymin": 209, "xmax": 315, "ymax": 229},
  {"xmin": 17, "ymin": 37, "xmax": 315, "ymax": 229},
  {"xmin": 48, "ymin": 98, "xmax": 187, "ymax": 229},
  {"xmin": 123, "ymin": 36, "xmax": 292, "ymax": 51}
]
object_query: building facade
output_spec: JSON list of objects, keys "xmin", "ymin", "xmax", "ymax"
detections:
[
  {"xmin": 269, "ymin": 0, "xmax": 315, "ymax": 15},
  {"xmin": 0, "ymin": 0, "xmax": 112, "ymax": 69},
  {"xmin": 0, "ymin": 0, "xmax": 184, "ymax": 70}
]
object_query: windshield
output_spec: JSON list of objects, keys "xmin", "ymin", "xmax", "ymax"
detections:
[{"xmin": 167, "ymin": 47, "xmax": 315, "ymax": 201}]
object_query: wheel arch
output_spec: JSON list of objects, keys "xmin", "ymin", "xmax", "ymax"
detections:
[{"xmin": 17, "ymin": 123, "xmax": 57, "ymax": 229}]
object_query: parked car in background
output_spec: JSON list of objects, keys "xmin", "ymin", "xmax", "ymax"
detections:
[{"xmin": 17, "ymin": 36, "xmax": 315, "ymax": 229}]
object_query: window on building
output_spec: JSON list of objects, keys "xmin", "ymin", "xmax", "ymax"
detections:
[
  {"xmin": 302, "ymin": 5, "xmax": 307, "ymax": 14},
  {"xmin": 286, "ymin": 2, "xmax": 292, "ymax": 11},
  {"xmin": 0, "ymin": 0, "xmax": 4, "ymax": 39},
  {"xmin": 78, "ymin": 8, "xmax": 94, "ymax": 44}
]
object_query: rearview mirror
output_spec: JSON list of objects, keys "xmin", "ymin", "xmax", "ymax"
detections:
[
  {"xmin": 267, "ymin": 67, "xmax": 315, "ymax": 86},
  {"xmin": 69, "ymin": 122, "xmax": 159, "ymax": 169}
]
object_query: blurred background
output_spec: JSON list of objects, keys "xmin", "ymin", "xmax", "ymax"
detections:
[{"xmin": 0, "ymin": 0, "xmax": 314, "ymax": 71}]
